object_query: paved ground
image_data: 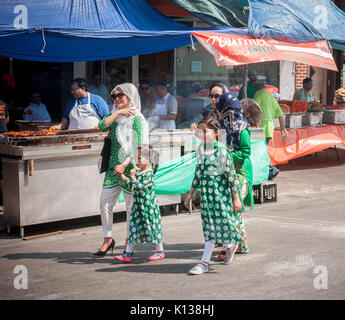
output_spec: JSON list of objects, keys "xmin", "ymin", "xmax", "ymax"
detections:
[{"xmin": 0, "ymin": 147, "xmax": 345, "ymax": 300}]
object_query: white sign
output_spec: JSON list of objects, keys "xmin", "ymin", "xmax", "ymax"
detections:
[{"xmin": 191, "ymin": 61, "xmax": 202, "ymax": 72}]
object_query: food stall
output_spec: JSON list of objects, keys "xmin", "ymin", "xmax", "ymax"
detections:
[
  {"xmin": 0, "ymin": 125, "xmax": 268, "ymax": 236},
  {"xmin": 0, "ymin": 129, "xmax": 194, "ymax": 237}
]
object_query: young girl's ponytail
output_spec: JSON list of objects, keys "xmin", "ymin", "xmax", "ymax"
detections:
[
  {"xmin": 149, "ymin": 146, "xmax": 160, "ymax": 174},
  {"xmin": 137, "ymin": 144, "xmax": 160, "ymax": 174}
]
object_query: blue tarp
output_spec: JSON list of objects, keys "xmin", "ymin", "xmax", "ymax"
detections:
[
  {"xmin": 248, "ymin": 0, "xmax": 345, "ymax": 50},
  {"xmin": 0, "ymin": 0, "xmax": 194, "ymax": 62}
]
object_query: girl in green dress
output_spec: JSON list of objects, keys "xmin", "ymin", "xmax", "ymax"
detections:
[
  {"xmin": 184, "ymin": 117, "xmax": 244, "ymax": 275},
  {"xmin": 191, "ymin": 85, "xmax": 254, "ymax": 254},
  {"xmin": 114, "ymin": 144, "xmax": 165, "ymax": 263}
]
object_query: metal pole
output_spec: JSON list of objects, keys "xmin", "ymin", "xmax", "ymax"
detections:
[{"xmin": 243, "ymin": 64, "xmax": 248, "ymax": 99}]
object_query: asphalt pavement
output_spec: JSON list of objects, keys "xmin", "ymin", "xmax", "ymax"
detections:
[{"xmin": 0, "ymin": 147, "xmax": 345, "ymax": 300}]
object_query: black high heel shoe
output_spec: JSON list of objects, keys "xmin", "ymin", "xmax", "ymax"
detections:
[{"xmin": 94, "ymin": 239, "xmax": 115, "ymax": 257}]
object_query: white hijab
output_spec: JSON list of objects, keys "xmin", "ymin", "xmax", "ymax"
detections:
[{"xmin": 111, "ymin": 83, "xmax": 149, "ymax": 157}]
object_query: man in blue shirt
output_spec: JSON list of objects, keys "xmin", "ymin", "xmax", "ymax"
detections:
[
  {"xmin": 23, "ymin": 92, "xmax": 51, "ymax": 121},
  {"xmin": 56, "ymin": 78, "xmax": 109, "ymax": 130}
]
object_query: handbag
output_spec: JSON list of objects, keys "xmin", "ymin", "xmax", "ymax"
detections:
[{"xmin": 99, "ymin": 135, "xmax": 111, "ymax": 174}]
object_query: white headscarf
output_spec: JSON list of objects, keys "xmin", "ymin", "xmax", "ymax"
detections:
[{"xmin": 111, "ymin": 83, "xmax": 149, "ymax": 157}]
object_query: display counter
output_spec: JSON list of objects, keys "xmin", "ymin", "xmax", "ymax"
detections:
[{"xmin": 0, "ymin": 130, "xmax": 186, "ymax": 236}]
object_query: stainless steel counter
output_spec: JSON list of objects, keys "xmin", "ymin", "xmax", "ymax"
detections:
[{"xmin": 1, "ymin": 131, "xmax": 183, "ymax": 236}]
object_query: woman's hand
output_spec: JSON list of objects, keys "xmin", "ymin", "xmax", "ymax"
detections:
[
  {"xmin": 233, "ymin": 198, "xmax": 242, "ymax": 212},
  {"xmin": 105, "ymin": 108, "xmax": 136, "ymax": 127},
  {"xmin": 117, "ymin": 108, "xmax": 136, "ymax": 118},
  {"xmin": 190, "ymin": 123, "xmax": 198, "ymax": 131},
  {"xmin": 114, "ymin": 164, "xmax": 125, "ymax": 176}
]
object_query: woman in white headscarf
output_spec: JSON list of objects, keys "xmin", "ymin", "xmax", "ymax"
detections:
[{"xmin": 94, "ymin": 83, "xmax": 149, "ymax": 257}]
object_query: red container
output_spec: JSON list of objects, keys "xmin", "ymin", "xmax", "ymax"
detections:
[
  {"xmin": 323, "ymin": 105, "xmax": 345, "ymax": 110},
  {"xmin": 290, "ymin": 100, "xmax": 307, "ymax": 113},
  {"xmin": 279, "ymin": 100, "xmax": 293, "ymax": 107},
  {"xmin": 279, "ymin": 100, "xmax": 307, "ymax": 113}
]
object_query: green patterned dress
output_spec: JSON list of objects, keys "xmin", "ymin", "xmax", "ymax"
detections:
[
  {"xmin": 123, "ymin": 169, "xmax": 163, "ymax": 244},
  {"xmin": 98, "ymin": 115, "xmax": 143, "ymax": 193},
  {"xmin": 192, "ymin": 142, "xmax": 244, "ymax": 245}
]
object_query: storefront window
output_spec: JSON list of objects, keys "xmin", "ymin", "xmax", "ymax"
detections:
[
  {"xmin": 104, "ymin": 57, "xmax": 132, "ymax": 92},
  {"xmin": 175, "ymin": 42, "xmax": 279, "ymax": 127},
  {"xmin": 139, "ymin": 51, "xmax": 173, "ymax": 84}
]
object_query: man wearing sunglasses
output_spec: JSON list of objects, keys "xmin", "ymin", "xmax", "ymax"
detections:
[{"xmin": 55, "ymin": 78, "xmax": 109, "ymax": 130}]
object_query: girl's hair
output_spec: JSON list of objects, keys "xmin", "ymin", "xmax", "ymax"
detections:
[
  {"xmin": 198, "ymin": 116, "xmax": 221, "ymax": 131},
  {"xmin": 136, "ymin": 144, "xmax": 160, "ymax": 174},
  {"xmin": 209, "ymin": 82, "xmax": 226, "ymax": 93}
]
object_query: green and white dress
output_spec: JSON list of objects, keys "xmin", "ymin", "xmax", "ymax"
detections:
[
  {"xmin": 123, "ymin": 169, "xmax": 163, "ymax": 244},
  {"xmin": 192, "ymin": 142, "xmax": 244, "ymax": 245},
  {"xmin": 98, "ymin": 114, "xmax": 143, "ymax": 193}
]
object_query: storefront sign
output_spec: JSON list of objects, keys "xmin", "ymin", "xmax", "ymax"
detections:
[
  {"xmin": 192, "ymin": 31, "xmax": 337, "ymax": 71},
  {"xmin": 191, "ymin": 61, "xmax": 202, "ymax": 72}
]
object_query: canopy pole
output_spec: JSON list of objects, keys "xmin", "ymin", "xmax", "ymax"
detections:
[{"xmin": 243, "ymin": 64, "xmax": 248, "ymax": 99}]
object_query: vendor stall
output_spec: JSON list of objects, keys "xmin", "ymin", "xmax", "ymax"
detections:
[
  {"xmin": 268, "ymin": 124, "xmax": 345, "ymax": 165},
  {"xmin": 0, "ymin": 129, "xmax": 188, "ymax": 236},
  {"xmin": 0, "ymin": 127, "xmax": 268, "ymax": 236}
]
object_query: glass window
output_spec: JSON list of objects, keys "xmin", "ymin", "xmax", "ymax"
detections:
[
  {"xmin": 175, "ymin": 42, "xmax": 279, "ymax": 127},
  {"xmin": 139, "ymin": 51, "xmax": 173, "ymax": 84},
  {"xmin": 104, "ymin": 57, "xmax": 132, "ymax": 93}
]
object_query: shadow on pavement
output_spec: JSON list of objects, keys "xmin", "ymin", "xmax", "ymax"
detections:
[
  {"xmin": 95, "ymin": 263, "xmax": 220, "ymax": 275},
  {"xmin": 1, "ymin": 243, "xmax": 206, "ymax": 266}
]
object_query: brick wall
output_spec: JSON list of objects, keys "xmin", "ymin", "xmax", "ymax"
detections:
[{"xmin": 295, "ymin": 63, "xmax": 309, "ymax": 90}]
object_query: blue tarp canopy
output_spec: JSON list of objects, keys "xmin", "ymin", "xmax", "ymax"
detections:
[
  {"xmin": 248, "ymin": 0, "xmax": 345, "ymax": 50},
  {"xmin": 0, "ymin": 0, "xmax": 196, "ymax": 62}
]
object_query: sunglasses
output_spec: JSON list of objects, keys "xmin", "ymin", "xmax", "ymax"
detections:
[
  {"xmin": 140, "ymin": 87, "xmax": 149, "ymax": 91},
  {"xmin": 208, "ymin": 94, "xmax": 220, "ymax": 99},
  {"xmin": 111, "ymin": 92, "xmax": 125, "ymax": 100},
  {"xmin": 71, "ymin": 87, "xmax": 80, "ymax": 92}
]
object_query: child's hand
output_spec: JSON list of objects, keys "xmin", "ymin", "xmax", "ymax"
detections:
[
  {"xmin": 184, "ymin": 193, "xmax": 193, "ymax": 209},
  {"xmin": 233, "ymin": 198, "xmax": 242, "ymax": 212},
  {"xmin": 130, "ymin": 169, "xmax": 136, "ymax": 181},
  {"xmin": 120, "ymin": 173, "xmax": 127, "ymax": 181}
]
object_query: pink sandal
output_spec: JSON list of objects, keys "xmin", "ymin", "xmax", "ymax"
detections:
[
  {"xmin": 114, "ymin": 252, "xmax": 132, "ymax": 263},
  {"xmin": 148, "ymin": 251, "xmax": 165, "ymax": 261}
]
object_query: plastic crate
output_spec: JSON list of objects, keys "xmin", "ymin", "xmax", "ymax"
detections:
[
  {"xmin": 302, "ymin": 111, "xmax": 324, "ymax": 126},
  {"xmin": 253, "ymin": 182, "xmax": 277, "ymax": 204},
  {"xmin": 285, "ymin": 113, "xmax": 304, "ymax": 128},
  {"xmin": 273, "ymin": 117, "xmax": 280, "ymax": 129},
  {"xmin": 323, "ymin": 110, "xmax": 345, "ymax": 124}
]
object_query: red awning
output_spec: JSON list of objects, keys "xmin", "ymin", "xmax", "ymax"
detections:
[{"xmin": 192, "ymin": 31, "xmax": 338, "ymax": 71}]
